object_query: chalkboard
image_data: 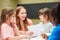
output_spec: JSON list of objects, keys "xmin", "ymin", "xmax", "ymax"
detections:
[{"xmin": 17, "ymin": 2, "xmax": 59, "ymax": 18}]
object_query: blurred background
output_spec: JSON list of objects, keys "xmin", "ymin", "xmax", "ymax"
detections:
[{"xmin": 0, "ymin": 0, "xmax": 60, "ymax": 24}]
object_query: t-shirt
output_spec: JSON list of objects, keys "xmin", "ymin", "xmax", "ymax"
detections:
[
  {"xmin": 28, "ymin": 22, "xmax": 53, "ymax": 36},
  {"xmin": 1, "ymin": 23, "xmax": 15, "ymax": 40},
  {"xmin": 48, "ymin": 24, "xmax": 60, "ymax": 40},
  {"xmin": 27, "ymin": 24, "xmax": 44, "ymax": 40},
  {"xmin": 39, "ymin": 22, "xmax": 53, "ymax": 33}
]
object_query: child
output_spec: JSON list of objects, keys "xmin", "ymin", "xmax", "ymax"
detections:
[
  {"xmin": 0, "ymin": 7, "xmax": 24, "ymax": 40},
  {"xmin": 38, "ymin": 8, "xmax": 54, "ymax": 39},
  {"xmin": 48, "ymin": 3, "xmax": 60, "ymax": 40},
  {"xmin": 28, "ymin": 8, "xmax": 53, "ymax": 40}
]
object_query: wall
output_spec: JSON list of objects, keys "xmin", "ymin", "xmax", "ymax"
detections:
[
  {"xmin": 19, "ymin": 0, "xmax": 60, "ymax": 4},
  {"xmin": 0, "ymin": 0, "xmax": 60, "ymax": 17},
  {"xmin": 0, "ymin": 0, "xmax": 19, "ymax": 16}
]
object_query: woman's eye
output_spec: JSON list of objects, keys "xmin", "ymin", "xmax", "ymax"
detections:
[{"xmin": 21, "ymin": 12, "xmax": 27, "ymax": 14}]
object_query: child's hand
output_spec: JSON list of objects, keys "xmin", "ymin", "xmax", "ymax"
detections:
[
  {"xmin": 10, "ymin": 21, "xmax": 17, "ymax": 28},
  {"xmin": 41, "ymin": 33, "xmax": 48, "ymax": 40}
]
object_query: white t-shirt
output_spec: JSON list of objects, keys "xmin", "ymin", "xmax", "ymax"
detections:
[
  {"xmin": 39, "ymin": 22, "xmax": 53, "ymax": 33},
  {"xmin": 28, "ymin": 24, "xmax": 44, "ymax": 37},
  {"xmin": 27, "ymin": 22, "xmax": 53, "ymax": 40}
]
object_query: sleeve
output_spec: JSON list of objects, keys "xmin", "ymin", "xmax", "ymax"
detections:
[
  {"xmin": 48, "ymin": 27, "xmax": 60, "ymax": 40},
  {"xmin": 49, "ymin": 23, "xmax": 54, "ymax": 33},
  {"xmin": 1, "ymin": 24, "xmax": 14, "ymax": 40}
]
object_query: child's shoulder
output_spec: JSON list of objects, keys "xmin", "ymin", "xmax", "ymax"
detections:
[
  {"xmin": 48, "ymin": 22, "xmax": 53, "ymax": 26},
  {"xmin": 1, "ymin": 23, "xmax": 7, "ymax": 26},
  {"xmin": 1, "ymin": 23, "xmax": 6, "ymax": 26},
  {"xmin": 52, "ymin": 24, "xmax": 60, "ymax": 33},
  {"xmin": 39, "ymin": 22, "xmax": 43, "ymax": 24},
  {"xmin": 1, "ymin": 23, "xmax": 10, "ymax": 28}
]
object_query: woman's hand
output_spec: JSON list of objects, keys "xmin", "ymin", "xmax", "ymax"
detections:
[{"xmin": 25, "ymin": 31, "xmax": 33, "ymax": 36}]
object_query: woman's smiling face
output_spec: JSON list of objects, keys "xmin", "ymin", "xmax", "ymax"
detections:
[{"xmin": 17, "ymin": 8, "xmax": 27, "ymax": 21}]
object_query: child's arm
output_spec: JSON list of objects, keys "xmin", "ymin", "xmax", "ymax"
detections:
[
  {"xmin": 4, "ymin": 36, "xmax": 20, "ymax": 40},
  {"xmin": 10, "ymin": 23, "xmax": 20, "ymax": 36},
  {"xmin": 4, "ymin": 35, "xmax": 29, "ymax": 40},
  {"xmin": 41, "ymin": 33, "xmax": 48, "ymax": 40}
]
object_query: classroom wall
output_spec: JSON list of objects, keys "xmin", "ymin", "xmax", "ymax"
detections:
[{"xmin": 0, "ymin": 0, "xmax": 19, "ymax": 16}]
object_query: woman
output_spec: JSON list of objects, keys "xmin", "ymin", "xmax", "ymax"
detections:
[
  {"xmin": 16, "ymin": 6, "xmax": 33, "ymax": 40},
  {"xmin": 16, "ymin": 6, "xmax": 33, "ymax": 31}
]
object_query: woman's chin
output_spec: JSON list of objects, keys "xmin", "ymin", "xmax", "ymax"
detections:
[{"xmin": 22, "ymin": 18, "xmax": 25, "ymax": 20}]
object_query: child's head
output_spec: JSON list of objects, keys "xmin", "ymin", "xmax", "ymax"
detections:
[
  {"xmin": 50, "ymin": 3, "xmax": 60, "ymax": 25},
  {"xmin": 38, "ymin": 8, "xmax": 51, "ymax": 22},
  {"xmin": 1, "ymin": 7, "xmax": 15, "ymax": 24}
]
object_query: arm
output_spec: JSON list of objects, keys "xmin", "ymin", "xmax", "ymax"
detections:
[
  {"xmin": 19, "ymin": 31, "xmax": 33, "ymax": 36},
  {"xmin": 48, "ymin": 27, "xmax": 60, "ymax": 40},
  {"xmin": 4, "ymin": 36, "xmax": 20, "ymax": 40},
  {"xmin": 25, "ymin": 31, "xmax": 33, "ymax": 36}
]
